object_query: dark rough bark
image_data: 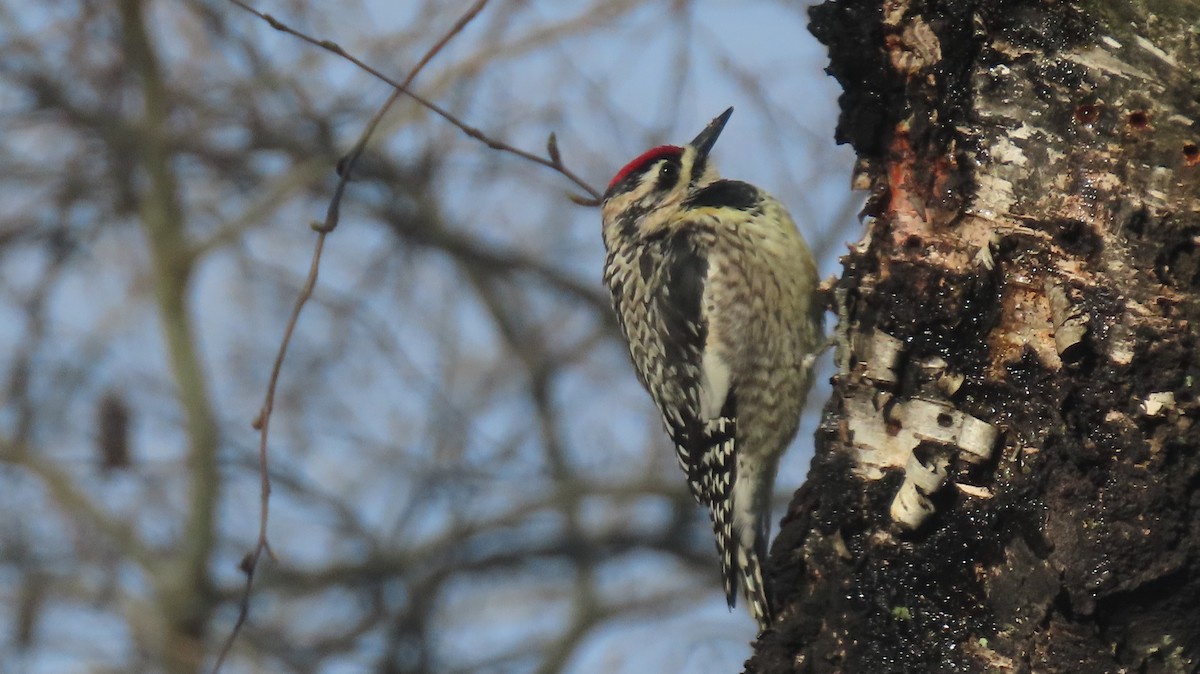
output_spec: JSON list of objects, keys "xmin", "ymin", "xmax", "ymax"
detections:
[{"xmin": 750, "ymin": 1, "xmax": 1200, "ymax": 673}]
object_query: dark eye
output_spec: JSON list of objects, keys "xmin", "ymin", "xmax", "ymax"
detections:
[{"xmin": 656, "ymin": 161, "xmax": 679, "ymax": 188}]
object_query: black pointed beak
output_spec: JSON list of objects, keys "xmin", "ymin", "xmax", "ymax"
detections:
[{"xmin": 690, "ymin": 107, "xmax": 734, "ymax": 163}]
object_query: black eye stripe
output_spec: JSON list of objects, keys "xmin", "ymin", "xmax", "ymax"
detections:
[{"xmin": 655, "ymin": 159, "xmax": 681, "ymax": 189}]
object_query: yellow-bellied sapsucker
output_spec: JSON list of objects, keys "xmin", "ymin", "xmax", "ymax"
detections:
[{"xmin": 600, "ymin": 108, "xmax": 822, "ymax": 630}]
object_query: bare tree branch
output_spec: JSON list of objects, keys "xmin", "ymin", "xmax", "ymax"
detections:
[
  {"xmin": 224, "ymin": 0, "xmax": 601, "ymax": 203},
  {"xmin": 213, "ymin": 1, "xmax": 496, "ymax": 669}
]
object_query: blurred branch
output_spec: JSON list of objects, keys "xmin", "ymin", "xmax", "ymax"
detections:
[
  {"xmin": 0, "ymin": 0, "xmax": 835, "ymax": 668},
  {"xmin": 190, "ymin": 158, "xmax": 330, "ymax": 259},
  {"xmin": 119, "ymin": 1, "xmax": 222, "ymax": 671},
  {"xmin": 4, "ymin": 251, "xmax": 67, "ymax": 446},
  {"xmin": 96, "ymin": 392, "xmax": 132, "ymax": 471},
  {"xmin": 252, "ymin": 481, "xmax": 707, "ymax": 589},
  {"xmin": 225, "ymin": 0, "xmax": 602, "ymax": 203},
  {"xmin": 446, "ymin": 588, "xmax": 703, "ymax": 674},
  {"xmin": 416, "ymin": 0, "xmax": 644, "ymax": 106},
  {"xmin": 379, "ymin": 202, "xmax": 616, "ymax": 327},
  {"xmin": 0, "ymin": 439, "xmax": 154, "ymax": 570},
  {"xmin": 214, "ymin": 1, "xmax": 493, "ymax": 670}
]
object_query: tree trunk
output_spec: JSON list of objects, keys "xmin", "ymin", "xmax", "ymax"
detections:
[{"xmin": 750, "ymin": 1, "xmax": 1200, "ymax": 672}]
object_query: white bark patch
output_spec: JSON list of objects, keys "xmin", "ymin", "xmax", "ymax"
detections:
[
  {"xmin": 1067, "ymin": 47, "xmax": 1154, "ymax": 80},
  {"xmin": 850, "ymin": 329, "xmax": 903, "ymax": 383},
  {"xmin": 846, "ymin": 394, "xmax": 998, "ymax": 480},
  {"xmin": 1134, "ymin": 35, "xmax": 1179, "ymax": 69},
  {"xmin": 990, "ymin": 136, "xmax": 1028, "ymax": 167},
  {"xmin": 1046, "ymin": 279, "xmax": 1089, "ymax": 359},
  {"xmin": 890, "ymin": 452, "xmax": 948, "ymax": 529},
  {"xmin": 971, "ymin": 173, "xmax": 1016, "ymax": 218},
  {"xmin": 1141, "ymin": 392, "xmax": 1176, "ymax": 417}
]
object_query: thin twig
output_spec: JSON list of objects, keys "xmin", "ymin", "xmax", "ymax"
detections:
[
  {"xmin": 226, "ymin": 0, "xmax": 601, "ymax": 203},
  {"xmin": 211, "ymin": 2, "xmax": 492, "ymax": 670}
]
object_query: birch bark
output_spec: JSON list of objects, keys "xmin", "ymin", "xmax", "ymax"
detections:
[{"xmin": 751, "ymin": 2, "xmax": 1200, "ymax": 672}]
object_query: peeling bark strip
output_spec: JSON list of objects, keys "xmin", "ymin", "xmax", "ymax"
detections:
[{"xmin": 750, "ymin": 1, "xmax": 1200, "ymax": 673}]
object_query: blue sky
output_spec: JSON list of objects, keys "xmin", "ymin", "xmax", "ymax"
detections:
[{"xmin": 0, "ymin": 0, "xmax": 857, "ymax": 671}]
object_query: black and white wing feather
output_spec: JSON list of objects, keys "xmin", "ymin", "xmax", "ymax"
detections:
[{"xmin": 653, "ymin": 232, "xmax": 741, "ymax": 610}]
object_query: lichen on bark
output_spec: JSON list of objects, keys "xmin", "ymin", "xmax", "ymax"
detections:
[{"xmin": 750, "ymin": 1, "xmax": 1200, "ymax": 672}]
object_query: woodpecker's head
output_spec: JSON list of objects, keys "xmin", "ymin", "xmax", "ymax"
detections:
[{"xmin": 601, "ymin": 107, "xmax": 733, "ymax": 236}]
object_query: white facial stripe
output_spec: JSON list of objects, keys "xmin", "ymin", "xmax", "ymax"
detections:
[{"xmin": 634, "ymin": 161, "xmax": 661, "ymax": 196}]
